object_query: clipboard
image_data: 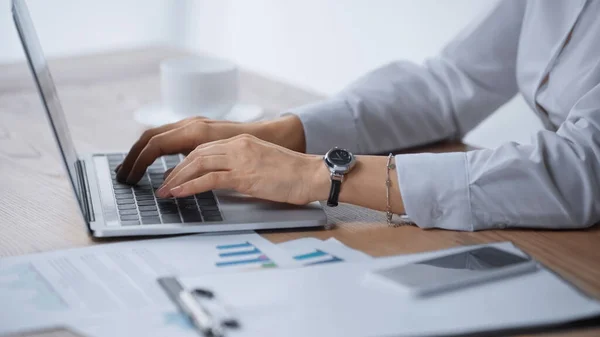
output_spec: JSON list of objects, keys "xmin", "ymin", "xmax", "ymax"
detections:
[
  {"xmin": 157, "ymin": 242, "xmax": 600, "ymax": 337},
  {"xmin": 158, "ymin": 277, "xmax": 239, "ymax": 337}
]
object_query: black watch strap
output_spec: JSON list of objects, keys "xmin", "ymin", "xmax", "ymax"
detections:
[{"xmin": 327, "ymin": 179, "xmax": 342, "ymax": 207}]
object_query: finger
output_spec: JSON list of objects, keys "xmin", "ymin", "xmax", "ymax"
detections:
[
  {"xmin": 158, "ymin": 155, "xmax": 230, "ymax": 198},
  {"xmin": 170, "ymin": 172, "xmax": 235, "ymax": 198},
  {"xmin": 163, "ymin": 143, "xmax": 229, "ymax": 187},
  {"xmin": 114, "ymin": 164, "xmax": 122, "ymax": 173},
  {"xmin": 193, "ymin": 133, "xmax": 255, "ymax": 150},
  {"xmin": 117, "ymin": 119, "xmax": 192, "ymax": 182},
  {"xmin": 125, "ymin": 126, "xmax": 197, "ymax": 184},
  {"xmin": 161, "ymin": 134, "xmax": 248, "ymax": 186}
]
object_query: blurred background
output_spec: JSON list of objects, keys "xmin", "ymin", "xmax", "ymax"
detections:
[{"xmin": 0, "ymin": 0, "xmax": 544, "ymax": 149}]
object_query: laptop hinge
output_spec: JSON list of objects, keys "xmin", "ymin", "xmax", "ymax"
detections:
[{"xmin": 76, "ymin": 160, "xmax": 95, "ymax": 223}]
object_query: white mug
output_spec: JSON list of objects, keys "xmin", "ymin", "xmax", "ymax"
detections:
[{"xmin": 160, "ymin": 56, "xmax": 239, "ymax": 120}]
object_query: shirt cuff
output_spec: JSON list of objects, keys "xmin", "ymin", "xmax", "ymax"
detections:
[
  {"xmin": 395, "ymin": 152, "xmax": 474, "ymax": 231},
  {"xmin": 284, "ymin": 98, "xmax": 360, "ymax": 154}
]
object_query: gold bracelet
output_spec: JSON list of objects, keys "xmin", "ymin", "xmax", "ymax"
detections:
[{"xmin": 385, "ymin": 153, "xmax": 396, "ymax": 226}]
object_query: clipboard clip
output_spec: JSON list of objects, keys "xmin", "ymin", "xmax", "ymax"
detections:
[{"xmin": 158, "ymin": 277, "xmax": 240, "ymax": 337}]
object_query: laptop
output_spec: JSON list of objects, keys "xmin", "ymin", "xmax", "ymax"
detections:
[{"xmin": 11, "ymin": 0, "xmax": 327, "ymax": 238}]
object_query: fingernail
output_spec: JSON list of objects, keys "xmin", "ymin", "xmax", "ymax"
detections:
[
  {"xmin": 170, "ymin": 186, "xmax": 183, "ymax": 197},
  {"xmin": 156, "ymin": 186, "xmax": 167, "ymax": 197}
]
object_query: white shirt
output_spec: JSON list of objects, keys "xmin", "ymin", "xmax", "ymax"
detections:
[{"xmin": 290, "ymin": 0, "xmax": 600, "ymax": 231}]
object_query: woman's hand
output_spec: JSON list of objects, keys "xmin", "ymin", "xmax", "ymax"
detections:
[
  {"xmin": 116, "ymin": 115, "xmax": 306, "ymax": 184},
  {"xmin": 156, "ymin": 134, "xmax": 330, "ymax": 205}
]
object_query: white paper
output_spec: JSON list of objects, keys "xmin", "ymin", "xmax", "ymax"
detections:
[
  {"xmin": 0, "ymin": 232, "xmax": 298, "ymax": 335},
  {"xmin": 171, "ymin": 242, "xmax": 600, "ymax": 337},
  {"xmin": 277, "ymin": 237, "xmax": 372, "ymax": 265},
  {"xmin": 37, "ymin": 237, "xmax": 375, "ymax": 337}
]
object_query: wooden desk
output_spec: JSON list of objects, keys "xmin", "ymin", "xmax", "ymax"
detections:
[{"xmin": 1, "ymin": 48, "xmax": 599, "ymax": 337}]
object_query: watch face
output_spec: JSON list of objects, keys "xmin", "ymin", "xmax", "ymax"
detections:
[{"xmin": 327, "ymin": 149, "xmax": 353, "ymax": 165}]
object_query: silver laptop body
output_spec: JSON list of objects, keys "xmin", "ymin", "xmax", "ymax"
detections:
[{"xmin": 12, "ymin": 0, "xmax": 327, "ymax": 238}]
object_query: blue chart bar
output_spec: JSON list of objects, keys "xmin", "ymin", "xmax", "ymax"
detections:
[
  {"xmin": 215, "ymin": 255, "xmax": 269, "ymax": 267},
  {"xmin": 216, "ymin": 242, "xmax": 253, "ymax": 250},
  {"xmin": 219, "ymin": 247, "xmax": 261, "ymax": 257},
  {"xmin": 305, "ymin": 256, "xmax": 344, "ymax": 266},
  {"xmin": 293, "ymin": 249, "xmax": 327, "ymax": 260}
]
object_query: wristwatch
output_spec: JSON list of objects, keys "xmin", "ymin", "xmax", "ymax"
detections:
[{"xmin": 323, "ymin": 147, "xmax": 356, "ymax": 207}]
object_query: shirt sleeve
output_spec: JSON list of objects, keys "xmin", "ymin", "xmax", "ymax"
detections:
[
  {"xmin": 288, "ymin": 0, "xmax": 525, "ymax": 155},
  {"xmin": 398, "ymin": 82, "xmax": 600, "ymax": 230}
]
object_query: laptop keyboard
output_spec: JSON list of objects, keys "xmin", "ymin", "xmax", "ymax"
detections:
[{"xmin": 107, "ymin": 154, "xmax": 223, "ymax": 225}]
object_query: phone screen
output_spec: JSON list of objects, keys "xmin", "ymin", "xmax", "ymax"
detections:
[{"xmin": 374, "ymin": 247, "xmax": 531, "ymax": 290}]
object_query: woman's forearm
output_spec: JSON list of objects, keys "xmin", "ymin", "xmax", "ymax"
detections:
[
  {"xmin": 253, "ymin": 117, "xmax": 405, "ymax": 213},
  {"xmin": 307, "ymin": 155, "xmax": 405, "ymax": 214},
  {"xmin": 253, "ymin": 115, "xmax": 307, "ymax": 153}
]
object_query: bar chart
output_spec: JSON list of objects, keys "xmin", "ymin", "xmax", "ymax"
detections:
[
  {"xmin": 214, "ymin": 241, "xmax": 277, "ymax": 269},
  {"xmin": 293, "ymin": 249, "xmax": 344, "ymax": 266}
]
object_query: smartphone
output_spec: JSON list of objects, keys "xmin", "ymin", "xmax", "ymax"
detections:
[{"xmin": 372, "ymin": 246, "xmax": 539, "ymax": 297}]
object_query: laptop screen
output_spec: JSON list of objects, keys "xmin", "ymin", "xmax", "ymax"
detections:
[{"xmin": 12, "ymin": 0, "xmax": 83, "ymax": 203}]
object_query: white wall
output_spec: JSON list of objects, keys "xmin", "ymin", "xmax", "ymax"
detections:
[
  {"xmin": 0, "ymin": 0, "xmax": 544, "ymax": 148},
  {"xmin": 0, "ymin": 0, "xmax": 174, "ymax": 64},
  {"xmin": 180, "ymin": 0, "xmax": 544, "ymax": 148}
]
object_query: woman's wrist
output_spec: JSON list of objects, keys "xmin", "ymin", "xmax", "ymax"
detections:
[
  {"xmin": 304, "ymin": 155, "xmax": 331, "ymax": 202},
  {"xmin": 250, "ymin": 115, "xmax": 306, "ymax": 153},
  {"xmin": 304, "ymin": 155, "xmax": 405, "ymax": 213}
]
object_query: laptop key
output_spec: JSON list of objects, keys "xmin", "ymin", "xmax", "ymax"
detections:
[
  {"xmin": 119, "ymin": 209, "xmax": 138, "ymax": 215},
  {"xmin": 118, "ymin": 204, "xmax": 136, "ymax": 210},
  {"xmin": 182, "ymin": 214, "xmax": 203, "ymax": 223},
  {"xmin": 139, "ymin": 205, "xmax": 158, "ymax": 212},
  {"xmin": 158, "ymin": 203, "xmax": 178, "ymax": 210},
  {"xmin": 140, "ymin": 210, "xmax": 159, "ymax": 217},
  {"xmin": 115, "ymin": 194, "xmax": 134, "ymax": 200},
  {"xmin": 107, "ymin": 154, "xmax": 123, "ymax": 161},
  {"xmin": 117, "ymin": 199, "xmax": 135, "ymax": 205},
  {"xmin": 133, "ymin": 187, "xmax": 153, "ymax": 193},
  {"xmin": 114, "ymin": 189, "xmax": 134, "ymax": 195},
  {"xmin": 161, "ymin": 214, "xmax": 182, "ymax": 223},
  {"xmin": 142, "ymin": 216, "xmax": 161, "ymax": 225},
  {"xmin": 197, "ymin": 199, "xmax": 217, "ymax": 206},
  {"xmin": 136, "ymin": 182, "xmax": 152, "ymax": 188},
  {"xmin": 121, "ymin": 220, "xmax": 140, "ymax": 226},
  {"xmin": 120, "ymin": 214, "xmax": 139, "ymax": 221},
  {"xmin": 158, "ymin": 207, "xmax": 179, "ymax": 214},
  {"xmin": 195, "ymin": 192, "xmax": 215, "ymax": 199},
  {"xmin": 135, "ymin": 195, "xmax": 155, "ymax": 201},
  {"xmin": 147, "ymin": 168, "xmax": 164, "ymax": 174},
  {"xmin": 204, "ymin": 215, "xmax": 223, "ymax": 222},
  {"xmin": 200, "ymin": 205, "xmax": 219, "ymax": 212},
  {"xmin": 136, "ymin": 200, "xmax": 156, "ymax": 206},
  {"xmin": 177, "ymin": 199, "xmax": 197, "ymax": 206},
  {"xmin": 202, "ymin": 210, "xmax": 222, "ymax": 217},
  {"xmin": 180, "ymin": 204, "xmax": 200, "ymax": 212},
  {"xmin": 179, "ymin": 195, "xmax": 195, "ymax": 200}
]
